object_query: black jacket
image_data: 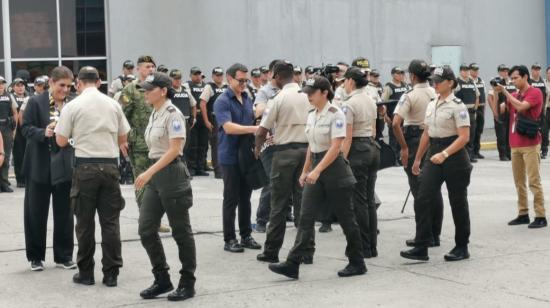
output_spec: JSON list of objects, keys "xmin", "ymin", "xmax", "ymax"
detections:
[{"xmin": 21, "ymin": 92, "xmax": 73, "ymax": 185}]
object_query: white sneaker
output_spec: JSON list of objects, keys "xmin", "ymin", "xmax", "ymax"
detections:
[
  {"xmin": 30, "ymin": 260, "xmax": 44, "ymax": 271},
  {"xmin": 56, "ymin": 261, "xmax": 77, "ymax": 269}
]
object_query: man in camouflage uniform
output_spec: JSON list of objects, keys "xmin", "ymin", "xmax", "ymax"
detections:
[{"xmin": 119, "ymin": 56, "xmax": 170, "ymax": 233}]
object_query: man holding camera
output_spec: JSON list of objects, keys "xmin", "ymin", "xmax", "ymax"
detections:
[{"xmin": 494, "ymin": 65, "xmax": 547, "ymax": 229}]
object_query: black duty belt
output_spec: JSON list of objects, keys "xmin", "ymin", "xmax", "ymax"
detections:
[
  {"xmin": 403, "ymin": 125, "xmax": 423, "ymax": 136},
  {"xmin": 150, "ymin": 156, "xmax": 182, "ymax": 165},
  {"xmin": 274, "ymin": 142, "xmax": 308, "ymax": 151},
  {"xmin": 311, "ymin": 151, "xmax": 328, "ymax": 160},
  {"xmin": 352, "ymin": 136, "xmax": 374, "ymax": 142},
  {"xmin": 429, "ymin": 136, "xmax": 458, "ymax": 146},
  {"xmin": 75, "ymin": 157, "xmax": 118, "ymax": 166}
]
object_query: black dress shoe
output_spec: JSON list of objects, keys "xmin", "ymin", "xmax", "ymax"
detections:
[
  {"xmin": 73, "ymin": 273, "xmax": 95, "ymax": 285},
  {"xmin": 499, "ymin": 156, "xmax": 510, "ymax": 161},
  {"xmin": 241, "ymin": 236, "xmax": 262, "ymax": 249},
  {"xmin": 400, "ymin": 247, "xmax": 429, "ymax": 261},
  {"xmin": 337, "ymin": 263, "xmax": 367, "ymax": 277},
  {"xmin": 268, "ymin": 261, "xmax": 299, "ymax": 279},
  {"xmin": 528, "ymin": 217, "xmax": 548, "ymax": 229},
  {"xmin": 405, "ymin": 238, "xmax": 437, "ymax": 247},
  {"xmin": 301, "ymin": 255, "xmax": 313, "ymax": 265},
  {"xmin": 319, "ymin": 223, "xmax": 332, "ymax": 233},
  {"xmin": 508, "ymin": 214, "xmax": 530, "ymax": 225},
  {"xmin": 140, "ymin": 272, "xmax": 174, "ymax": 299},
  {"xmin": 224, "ymin": 239, "xmax": 244, "ymax": 253},
  {"xmin": 257, "ymin": 253, "xmax": 279, "ymax": 263},
  {"xmin": 475, "ymin": 153, "xmax": 485, "ymax": 159},
  {"xmin": 102, "ymin": 275, "xmax": 117, "ymax": 287},
  {"xmin": 444, "ymin": 246, "xmax": 470, "ymax": 261},
  {"xmin": 167, "ymin": 287, "xmax": 195, "ymax": 301}
]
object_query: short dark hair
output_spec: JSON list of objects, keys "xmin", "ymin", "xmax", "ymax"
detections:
[
  {"xmin": 268, "ymin": 59, "xmax": 283, "ymax": 72},
  {"xmin": 273, "ymin": 62, "xmax": 294, "ymax": 81},
  {"xmin": 226, "ymin": 63, "xmax": 248, "ymax": 78},
  {"xmin": 509, "ymin": 65, "xmax": 530, "ymax": 80},
  {"xmin": 50, "ymin": 66, "xmax": 74, "ymax": 82},
  {"xmin": 546, "ymin": 67, "xmax": 550, "ymax": 73}
]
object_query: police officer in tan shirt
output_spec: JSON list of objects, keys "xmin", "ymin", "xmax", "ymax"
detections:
[
  {"xmin": 400, "ymin": 66, "xmax": 472, "ymax": 262},
  {"xmin": 255, "ymin": 61, "xmax": 312, "ymax": 264},
  {"xmin": 393, "ymin": 60, "xmax": 444, "ymax": 248},
  {"xmin": 340, "ymin": 67, "xmax": 380, "ymax": 258},
  {"xmin": 268, "ymin": 76, "xmax": 366, "ymax": 279},
  {"xmin": 55, "ymin": 66, "xmax": 131, "ymax": 287}
]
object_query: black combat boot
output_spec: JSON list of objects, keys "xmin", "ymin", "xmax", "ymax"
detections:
[
  {"xmin": 268, "ymin": 261, "xmax": 300, "ymax": 279},
  {"xmin": 337, "ymin": 261, "xmax": 367, "ymax": 277},
  {"xmin": 167, "ymin": 279, "xmax": 195, "ymax": 302},
  {"xmin": 140, "ymin": 271, "xmax": 174, "ymax": 299},
  {"xmin": 444, "ymin": 246, "xmax": 470, "ymax": 261},
  {"xmin": 400, "ymin": 246, "xmax": 429, "ymax": 261}
]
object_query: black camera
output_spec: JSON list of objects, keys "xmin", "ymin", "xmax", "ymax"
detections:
[{"xmin": 490, "ymin": 77, "xmax": 506, "ymax": 87}]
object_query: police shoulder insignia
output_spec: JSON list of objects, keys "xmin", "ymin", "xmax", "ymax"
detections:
[
  {"xmin": 172, "ymin": 120, "xmax": 183, "ymax": 132},
  {"xmin": 167, "ymin": 106, "xmax": 176, "ymax": 113},
  {"xmin": 328, "ymin": 106, "xmax": 338, "ymax": 113},
  {"xmin": 452, "ymin": 98, "xmax": 463, "ymax": 104},
  {"xmin": 459, "ymin": 110, "xmax": 468, "ymax": 120},
  {"xmin": 398, "ymin": 94, "xmax": 407, "ymax": 105},
  {"xmin": 335, "ymin": 118, "xmax": 344, "ymax": 129}
]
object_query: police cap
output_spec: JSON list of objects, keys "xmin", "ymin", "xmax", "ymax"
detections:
[
  {"xmin": 459, "ymin": 63, "xmax": 470, "ymax": 71},
  {"xmin": 469, "ymin": 63, "xmax": 480, "ymax": 71},
  {"xmin": 123, "ymin": 60, "xmax": 135, "ymax": 69},
  {"xmin": 190, "ymin": 67, "xmax": 202, "ymax": 75},
  {"xmin": 12, "ymin": 78, "xmax": 25, "ymax": 85},
  {"xmin": 352, "ymin": 57, "xmax": 370, "ymax": 69},
  {"xmin": 305, "ymin": 66, "xmax": 316, "ymax": 75},
  {"xmin": 294, "ymin": 65, "xmax": 303, "ymax": 74},
  {"xmin": 157, "ymin": 65, "xmax": 169, "ymax": 73},
  {"xmin": 251, "ymin": 68, "xmax": 261, "ymax": 78},
  {"xmin": 212, "ymin": 67, "xmax": 224, "ymax": 76},
  {"xmin": 260, "ymin": 66, "xmax": 270, "ymax": 74},
  {"xmin": 369, "ymin": 69, "xmax": 380, "ymax": 77},
  {"xmin": 532, "ymin": 63, "xmax": 542, "ymax": 70},
  {"xmin": 34, "ymin": 76, "xmax": 47, "ymax": 85},
  {"xmin": 0, "ymin": 76, "xmax": 6, "ymax": 84},
  {"xmin": 300, "ymin": 76, "xmax": 333, "ymax": 96},
  {"xmin": 391, "ymin": 66, "xmax": 404, "ymax": 74},
  {"xmin": 169, "ymin": 69, "xmax": 182, "ymax": 79},
  {"xmin": 497, "ymin": 64, "xmax": 510, "ymax": 72},
  {"xmin": 137, "ymin": 55, "xmax": 156, "ymax": 66},
  {"xmin": 138, "ymin": 72, "xmax": 172, "ymax": 91},
  {"xmin": 432, "ymin": 66, "xmax": 457, "ymax": 85}
]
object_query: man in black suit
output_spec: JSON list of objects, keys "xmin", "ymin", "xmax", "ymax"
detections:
[{"xmin": 21, "ymin": 66, "xmax": 75, "ymax": 272}]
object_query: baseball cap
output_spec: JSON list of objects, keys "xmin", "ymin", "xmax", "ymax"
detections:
[
  {"xmin": 212, "ymin": 67, "xmax": 224, "ymax": 75},
  {"xmin": 391, "ymin": 67, "xmax": 404, "ymax": 74},
  {"xmin": 34, "ymin": 76, "xmax": 47, "ymax": 85},
  {"xmin": 0, "ymin": 76, "xmax": 6, "ymax": 84},
  {"xmin": 532, "ymin": 63, "xmax": 542, "ymax": 69},
  {"xmin": 190, "ymin": 67, "xmax": 202, "ymax": 75},
  {"xmin": 251, "ymin": 68, "xmax": 261, "ymax": 78},
  {"xmin": 169, "ymin": 69, "xmax": 182, "ymax": 79},
  {"xmin": 12, "ymin": 78, "xmax": 25, "ymax": 85},
  {"xmin": 137, "ymin": 55, "xmax": 156, "ymax": 66},
  {"xmin": 459, "ymin": 63, "xmax": 470, "ymax": 71},
  {"xmin": 432, "ymin": 66, "xmax": 457, "ymax": 84},
  {"xmin": 300, "ymin": 76, "xmax": 333, "ymax": 95},
  {"xmin": 157, "ymin": 65, "xmax": 169, "ymax": 73},
  {"xmin": 123, "ymin": 60, "xmax": 135, "ymax": 69},
  {"xmin": 137, "ymin": 72, "xmax": 172, "ymax": 91},
  {"xmin": 77, "ymin": 66, "xmax": 100, "ymax": 81},
  {"xmin": 497, "ymin": 64, "xmax": 510, "ymax": 72},
  {"xmin": 305, "ymin": 66, "xmax": 317, "ymax": 75},
  {"xmin": 369, "ymin": 69, "xmax": 380, "ymax": 77},
  {"xmin": 293, "ymin": 65, "xmax": 303, "ymax": 74},
  {"xmin": 260, "ymin": 66, "xmax": 270, "ymax": 74},
  {"xmin": 352, "ymin": 57, "xmax": 370, "ymax": 69},
  {"xmin": 469, "ymin": 63, "xmax": 480, "ymax": 71}
]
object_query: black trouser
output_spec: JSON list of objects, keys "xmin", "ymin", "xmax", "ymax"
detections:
[
  {"xmin": 186, "ymin": 115, "xmax": 208, "ymax": 172},
  {"xmin": 541, "ymin": 107, "xmax": 550, "ymax": 155},
  {"xmin": 24, "ymin": 180, "xmax": 73, "ymax": 262},
  {"xmin": 256, "ymin": 147, "xmax": 274, "ymax": 226},
  {"xmin": 495, "ymin": 112, "xmax": 511, "ymax": 159},
  {"xmin": 403, "ymin": 128, "xmax": 444, "ymax": 240},
  {"xmin": 0, "ymin": 125, "xmax": 13, "ymax": 187},
  {"xmin": 287, "ymin": 154, "xmax": 363, "ymax": 265},
  {"xmin": 264, "ymin": 145, "xmax": 307, "ymax": 256},
  {"xmin": 466, "ymin": 109, "xmax": 477, "ymax": 159},
  {"xmin": 13, "ymin": 126, "xmax": 26, "ymax": 184},
  {"xmin": 139, "ymin": 161, "xmax": 196, "ymax": 288},
  {"xmin": 208, "ymin": 114, "xmax": 221, "ymax": 175},
  {"xmin": 71, "ymin": 162, "xmax": 124, "ymax": 278},
  {"xmin": 414, "ymin": 138, "xmax": 472, "ymax": 248},
  {"xmin": 473, "ymin": 105, "xmax": 485, "ymax": 155},
  {"xmin": 221, "ymin": 164, "xmax": 253, "ymax": 242},
  {"xmin": 348, "ymin": 138, "xmax": 379, "ymax": 252}
]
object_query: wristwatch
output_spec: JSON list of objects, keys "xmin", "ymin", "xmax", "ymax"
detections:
[{"xmin": 442, "ymin": 150, "xmax": 449, "ymax": 158}]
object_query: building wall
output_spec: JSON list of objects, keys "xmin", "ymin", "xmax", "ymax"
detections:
[{"xmin": 107, "ymin": 0, "xmax": 547, "ymax": 125}]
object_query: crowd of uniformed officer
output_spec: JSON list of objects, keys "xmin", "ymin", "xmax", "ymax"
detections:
[{"xmin": 6, "ymin": 54, "xmax": 550, "ymax": 301}]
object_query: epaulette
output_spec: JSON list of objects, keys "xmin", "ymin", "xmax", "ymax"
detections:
[
  {"xmin": 405, "ymin": 88, "xmax": 413, "ymax": 94},
  {"xmin": 308, "ymin": 108, "xmax": 315, "ymax": 113},
  {"xmin": 328, "ymin": 106, "xmax": 338, "ymax": 113},
  {"xmin": 452, "ymin": 97, "xmax": 463, "ymax": 104},
  {"xmin": 167, "ymin": 106, "xmax": 176, "ymax": 113}
]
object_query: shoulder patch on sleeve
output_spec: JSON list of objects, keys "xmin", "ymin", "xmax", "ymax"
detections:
[
  {"xmin": 167, "ymin": 106, "xmax": 176, "ymax": 113},
  {"xmin": 328, "ymin": 106, "xmax": 338, "ymax": 113}
]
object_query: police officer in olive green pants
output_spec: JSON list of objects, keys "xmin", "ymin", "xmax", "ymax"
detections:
[{"xmin": 135, "ymin": 73, "xmax": 196, "ymax": 302}]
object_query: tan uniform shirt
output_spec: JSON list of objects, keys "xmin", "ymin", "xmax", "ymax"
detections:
[
  {"xmin": 424, "ymin": 93, "xmax": 470, "ymax": 138},
  {"xmin": 394, "ymin": 82, "xmax": 436, "ymax": 127},
  {"xmin": 144, "ymin": 100, "xmax": 187, "ymax": 159},
  {"xmin": 55, "ymin": 87, "xmax": 130, "ymax": 158},
  {"xmin": 364, "ymin": 84, "xmax": 382, "ymax": 103},
  {"xmin": 305, "ymin": 102, "xmax": 347, "ymax": 153},
  {"xmin": 199, "ymin": 83, "xmax": 226, "ymax": 102},
  {"xmin": 260, "ymin": 83, "xmax": 310, "ymax": 145},
  {"xmin": 342, "ymin": 89, "xmax": 377, "ymax": 137}
]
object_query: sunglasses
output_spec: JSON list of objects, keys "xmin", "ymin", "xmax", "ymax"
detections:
[{"xmin": 235, "ymin": 78, "xmax": 248, "ymax": 85}]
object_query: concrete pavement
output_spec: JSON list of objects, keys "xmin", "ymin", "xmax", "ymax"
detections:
[{"xmin": 1, "ymin": 149, "xmax": 550, "ymax": 307}]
